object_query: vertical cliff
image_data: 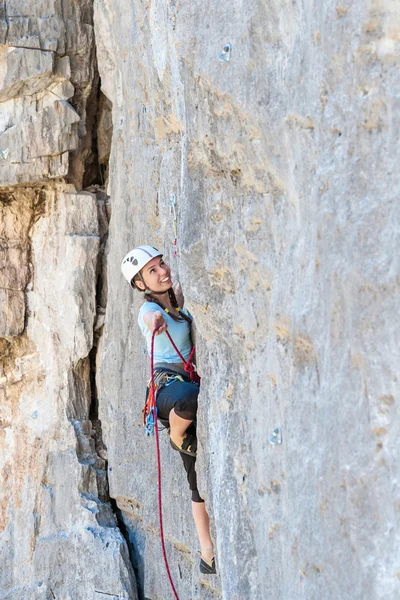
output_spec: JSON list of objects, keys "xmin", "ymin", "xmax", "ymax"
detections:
[
  {"xmin": 94, "ymin": 1, "xmax": 399, "ymax": 599},
  {"xmin": 1, "ymin": 0, "xmax": 399, "ymax": 599},
  {"xmin": 0, "ymin": 2, "xmax": 136, "ymax": 599}
]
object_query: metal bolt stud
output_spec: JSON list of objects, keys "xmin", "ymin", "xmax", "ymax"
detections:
[
  {"xmin": 269, "ymin": 427, "xmax": 282, "ymax": 445},
  {"xmin": 218, "ymin": 43, "xmax": 231, "ymax": 62},
  {"xmin": 168, "ymin": 193, "xmax": 177, "ymax": 208}
]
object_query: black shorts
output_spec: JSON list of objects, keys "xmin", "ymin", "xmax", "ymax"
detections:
[
  {"xmin": 156, "ymin": 379, "xmax": 198, "ymax": 421},
  {"xmin": 148, "ymin": 373, "xmax": 203, "ymax": 502}
]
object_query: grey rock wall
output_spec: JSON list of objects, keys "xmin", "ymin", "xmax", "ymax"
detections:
[
  {"xmin": 0, "ymin": 2, "xmax": 137, "ymax": 599},
  {"xmin": 0, "ymin": 0, "xmax": 398, "ymax": 599},
  {"xmin": 94, "ymin": 0, "xmax": 399, "ymax": 599}
]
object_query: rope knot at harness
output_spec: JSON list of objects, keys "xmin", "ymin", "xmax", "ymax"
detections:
[
  {"xmin": 182, "ymin": 346, "xmax": 201, "ymax": 385},
  {"xmin": 163, "ymin": 327, "xmax": 200, "ymax": 385}
]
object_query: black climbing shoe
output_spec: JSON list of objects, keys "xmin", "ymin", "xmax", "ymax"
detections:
[
  {"xmin": 170, "ymin": 433, "xmax": 197, "ymax": 456},
  {"xmin": 200, "ymin": 556, "xmax": 216, "ymax": 575}
]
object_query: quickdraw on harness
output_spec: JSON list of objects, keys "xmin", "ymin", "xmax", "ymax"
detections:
[
  {"xmin": 142, "ymin": 370, "xmax": 184, "ymax": 435},
  {"xmin": 145, "ymin": 325, "xmax": 200, "ymax": 600}
]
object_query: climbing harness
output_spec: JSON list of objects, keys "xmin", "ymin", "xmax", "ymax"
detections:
[
  {"xmin": 142, "ymin": 371, "xmax": 183, "ymax": 435},
  {"xmin": 145, "ymin": 326, "xmax": 201, "ymax": 600},
  {"xmin": 142, "ymin": 328, "xmax": 200, "ymax": 435},
  {"xmin": 168, "ymin": 194, "xmax": 178, "ymax": 258}
]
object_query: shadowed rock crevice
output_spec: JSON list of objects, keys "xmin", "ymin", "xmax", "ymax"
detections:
[
  {"xmin": 66, "ymin": 105, "xmax": 116, "ymax": 522},
  {"xmin": 110, "ymin": 501, "xmax": 147, "ymax": 600},
  {"xmin": 66, "ymin": 87, "xmax": 139, "ymax": 586},
  {"xmin": 66, "ymin": 183, "xmax": 138, "ymax": 585},
  {"xmin": 0, "ymin": 2, "xmax": 137, "ymax": 598},
  {"xmin": 67, "ymin": 29, "xmax": 113, "ymax": 191},
  {"xmin": 68, "ymin": 67, "xmax": 101, "ymax": 190},
  {"xmin": 76, "ymin": 81, "xmax": 143, "ymax": 596}
]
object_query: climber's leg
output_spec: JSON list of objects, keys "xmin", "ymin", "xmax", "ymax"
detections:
[
  {"xmin": 168, "ymin": 380, "xmax": 198, "ymax": 451},
  {"xmin": 179, "ymin": 444, "xmax": 215, "ymax": 573},
  {"xmin": 158, "ymin": 390, "xmax": 215, "ymax": 573},
  {"xmin": 192, "ymin": 500, "xmax": 213, "ymax": 552},
  {"xmin": 169, "ymin": 408, "xmax": 195, "ymax": 452},
  {"xmin": 192, "ymin": 501, "xmax": 216, "ymax": 574},
  {"xmin": 179, "ymin": 432, "xmax": 201, "ymax": 498}
]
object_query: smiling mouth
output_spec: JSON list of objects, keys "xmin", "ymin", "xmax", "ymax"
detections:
[{"xmin": 161, "ymin": 277, "xmax": 171, "ymax": 283}]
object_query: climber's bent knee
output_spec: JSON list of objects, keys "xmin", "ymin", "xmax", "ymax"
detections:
[
  {"xmin": 156, "ymin": 380, "xmax": 198, "ymax": 422},
  {"xmin": 172, "ymin": 381, "xmax": 198, "ymax": 421},
  {"xmin": 151, "ymin": 381, "xmax": 201, "ymax": 499}
]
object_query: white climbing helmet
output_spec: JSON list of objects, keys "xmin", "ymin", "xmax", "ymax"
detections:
[{"xmin": 121, "ymin": 245, "xmax": 163, "ymax": 284}]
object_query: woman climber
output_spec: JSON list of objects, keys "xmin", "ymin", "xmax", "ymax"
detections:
[{"xmin": 121, "ymin": 245, "xmax": 216, "ymax": 575}]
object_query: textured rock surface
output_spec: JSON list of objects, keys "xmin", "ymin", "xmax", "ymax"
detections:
[
  {"xmin": 0, "ymin": 1, "xmax": 97, "ymax": 188},
  {"xmin": 94, "ymin": 0, "xmax": 399, "ymax": 599},
  {"xmin": 0, "ymin": 2, "xmax": 137, "ymax": 599},
  {"xmin": 0, "ymin": 187, "xmax": 137, "ymax": 600},
  {"xmin": 0, "ymin": 0, "xmax": 399, "ymax": 599}
]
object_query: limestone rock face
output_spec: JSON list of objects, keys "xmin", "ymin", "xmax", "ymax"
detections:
[
  {"xmin": 94, "ymin": 0, "xmax": 399, "ymax": 599},
  {"xmin": 0, "ymin": 186, "xmax": 137, "ymax": 600},
  {"xmin": 0, "ymin": 2, "xmax": 137, "ymax": 600},
  {"xmin": 1, "ymin": 0, "xmax": 399, "ymax": 599},
  {"xmin": 0, "ymin": 0, "xmax": 97, "ymax": 188}
]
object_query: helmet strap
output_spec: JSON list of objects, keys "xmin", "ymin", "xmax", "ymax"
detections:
[{"xmin": 144, "ymin": 289, "xmax": 172, "ymax": 296}]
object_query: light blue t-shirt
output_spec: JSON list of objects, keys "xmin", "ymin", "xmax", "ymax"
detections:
[{"xmin": 138, "ymin": 301, "xmax": 193, "ymax": 363}]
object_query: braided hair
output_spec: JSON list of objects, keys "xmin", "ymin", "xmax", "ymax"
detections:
[{"xmin": 132, "ymin": 273, "xmax": 192, "ymax": 324}]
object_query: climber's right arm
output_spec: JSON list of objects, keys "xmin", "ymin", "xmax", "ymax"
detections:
[{"xmin": 143, "ymin": 310, "xmax": 168, "ymax": 335}]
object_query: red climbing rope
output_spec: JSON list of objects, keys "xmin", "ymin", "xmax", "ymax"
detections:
[
  {"xmin": 148, "ymin": 323, "xmax": 201, "ymax": 599},
  {"xmin": 150, "ymin": 327, "xmax": 181, "ymax": 600},
  {"xmin": 165, "ymin": 330, "xmax": 200, "ymax": 385}
]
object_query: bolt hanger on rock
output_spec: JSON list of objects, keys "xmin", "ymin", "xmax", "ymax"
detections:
[
  {"xmin": 269, "ymin": 427, "xmax": 282, "ymax": 445},
  {"xmin": 218, "ymin": 43, "xmax": 231, "ymax": 62}
]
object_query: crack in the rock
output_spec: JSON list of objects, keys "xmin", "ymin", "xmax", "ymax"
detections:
[
  {"xmin": 77, "ymin": 63, "xmax": 144, "ymax": 593},
  {"xmin": 108, "ymin": 499, "xmax": 145, "ymax": 600},
  {"xmin": 3, "ymin": 1, "xmax": 9, "ymax": 44},
  {"xmin": 67, "ymin": 185, "xmax": 139, "ymax": 592},
  {"xmin": 3, "ymin": 44, "xmax": 55, "ymax": 52},
  {"xmin": 86, "ymin": 190, "xmax": 143, "ymax": 598}
]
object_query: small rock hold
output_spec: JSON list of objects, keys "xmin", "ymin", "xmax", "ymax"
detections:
[
  {"xmin": 336, "ymin": 5, "xmax": 349, "ymax": 18},
  {"xmin": 271, "ymin": 480, "xmax": 281, "ymax": 494}
]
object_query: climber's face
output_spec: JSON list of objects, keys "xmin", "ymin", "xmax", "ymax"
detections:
[{"xmin": 136, "ymin": 256, "xmax": 172, "ymax": 292}]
